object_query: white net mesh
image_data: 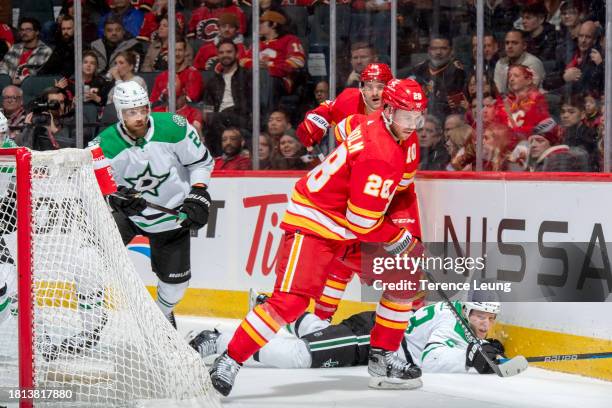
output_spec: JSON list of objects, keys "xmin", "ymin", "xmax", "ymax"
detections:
[{"xmin": 0, "ymin": 149, "xmax": 222, "ymax": 407}]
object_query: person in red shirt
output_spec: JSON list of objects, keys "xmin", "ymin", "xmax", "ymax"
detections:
[
  {"xmin": 0, "ymin": 23, "xmax": 14, "ymax": 60},
  {"xmin": 296, "ymin": 62, "xmax": 393, "ymax": 149},
  {"xmin": 213, "ymin": 126, "xmax": 252, "ymax": 170},
  {"xmin": 209, "ymin": 79, "xmax": 428, "ymax": 395},
  {"xmin": 493, "ymin": 64, "xmax": 549, "ymax": 149},
  {"xmin": 193, "ymin": 13, "xmax": 247, "ymax": 71},
  {"xmin": 150, "ymin": 36, "xmax": 204, "ymax": 103},
  {"xmin": 137, "ymin": 0, "xmax": 186, "ymax": 42},
  {"xmin": 152, "ymin": 77, "xmax": 204, "ymax": 136},
  {"xmin": 241, "ymin": 10, "xmax": 305, "ymax": 117},
  {"xmin": 187, "ymin": 0, "xmax": 247, "ymax": 44}
]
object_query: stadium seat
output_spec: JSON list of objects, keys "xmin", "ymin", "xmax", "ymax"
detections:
[
  {"xmin": 139, "ymin": 71, "xmax": 160, "ymax": 96},
  {"xmin": 20, "ymin": 75, "xmax": 61, "ymax": 104},
  {"xmin": 100, "ymin": 104, "xmax": 118, "ymax": 126},
  {"xmin": 17, "ymin": 0, "xmax": 54, "ymax": 28}
]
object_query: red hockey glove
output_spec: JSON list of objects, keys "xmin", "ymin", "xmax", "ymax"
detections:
[{"xmin": 296, "ymin": 113, "xmax": 329, "ymax": 148}]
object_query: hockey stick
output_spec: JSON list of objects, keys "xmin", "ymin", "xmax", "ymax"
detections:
[
  {"xmin": 422, "ymin": 269, "xmax": 528, "ymax": 377},
  {"xmin": 499, "ymin": 351, "xmax": 612, "ymax": 363},
  {"xmin": 111, "ymin": 192, "xmax": 198, "ymax": 237}
]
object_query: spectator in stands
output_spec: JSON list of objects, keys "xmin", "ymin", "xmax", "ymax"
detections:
[
  {"xmin": 344, "ymin": 42, "xmax": 377, "ymax": 89},
  {"xmin": 482, "ymin": 123, "xmax": 513, "ymax": 171},
  {"xmin": 314, "ymin": 80, "xmax": 330, "ymax": 105},
  {"xmin": 525, "ymin": 117, "xmax": 569, "ymax": 172},
  {"xmin": 0, "ymin": 18, "xmax": 52, "ymax": 86},
  {"xmin": 494, "ymin": 29, "xmax": 545, "ymax": 94},
  {"xmin": 272, "ymin": 133, "xmax": 316, "ymax": 170},
  {"xmin": 17, "ymin": 87, "xmax": 74, "ymax": 150},
  {"xmin": 137, "ymin": 0, "xmax": 186, "ymax": 42},
  {"xmin": 203, "ymin": 38, "xmax": 252, "ymax": 156},
  {"xmin": 444, "ymin": 114, "xmax": 466, "ymax": 141},
  {"xmin": 562, "ymin": 20, "xmax": 603, "ymax": 95},
  {"xmin": 466, "ymin": 92, "xmax": 498, "ymax": 128},
  {"xmin": 149, "ymin": 36, "xmax": 204, "ymax": 103},
  {"xmin": 559, "ymin": 94, "xmax": 599, "ymax": 171},
  {"xmin": 418, "ymin": 114, "xmax": 450, "ymax": 171},
  {"xmin": 214, "ymin": 126, "xmax": 252, "ymax": 170},
  {"xmin": 258, "ymin": 132, "xmax": 277, "ymax": 170},
  {"xmin": 91, "ymin": 16, "xmax": 144, "ymax": 74},
  {"xmin": 45, "ymin": 0, "xmax": 98, "ymax": 45},
  {"xmin": 494, "ymin": 64, "xmax": 550, "ymax": 146},
  {"xmin": 446, "ymin": 124, "xmax": 474, "ymax": 171},
  {"xmin": 187, "ymin": 0, "xmax": 247, "ymax": 44},
  {"xmin": 153, "ymin": 77, "xmax": 203, "ymax": 137},
  {"xmin": 406, "ymin": 34, "xmax": 466, "ymax": 120},
  {"xmin": 0, "ymin": 22, "xmax": 14, "ymax": 61},
  {"xmin": 107, "ymin": 51, "xmax": 148, "ymax": 104},
  {"xmin": 98, "ymin": 0, "xmax": 145, "ymax": 39},
  {"xmin": 141, "ymin": 15, "xmax": 194, "ymax": 72},
  {"xmin": 38, "ymin": 15, "xmax": 75, "ymax": 77},
  {"xmin": 242, "ymin": 10, "xmax": 305, "ymax": 118},
  {"xmin": 1, "ymin": 85, "xmax": 26, "ymax": 140},
  {"xmin": 521, "ymin": 2, "xmax": 557, "ymax": 62},
  {"xmin": 583, "ymin": 91, "xmax": 602, "ymax": 129},
  {"xmin": 193, "ymin": 13, "xmax": 246, "ymax": 71},
  {"xmin": 55, "ymin": 51, "xmax": 113, "ymax": 107},
  {"xmin": 468, "ymin": 33, "xmax": 499, "ymax": 81},
  {"xmin": 556, "ymin": 0, "xmax": 584, "ymax": 66},
  {"xmin": 266, "ymin": 109, "xmax": 293, "ymax": 145}
]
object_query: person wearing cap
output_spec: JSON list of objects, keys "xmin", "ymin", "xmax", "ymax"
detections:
[
  {"xmin": 193, "ymin": 12, "xmax": 247, "ymax": 71},
  {"xmin": 525, "ymin": 117, "xmax": 567, "ymax": 171},
  {"xmin": 187, "ymin": 0, "xmax": 246, "ymax": 44},
  {"xmin": 241, "ymin": 9, "xmax": 305, "ymax": 118}
]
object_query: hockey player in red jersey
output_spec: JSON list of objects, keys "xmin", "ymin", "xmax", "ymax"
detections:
[
  {"xmin": 296, "ymin": 62, "xmax": 393, "ymax": 148},
  {"xmin": 209, "ymin": 78, "xmax": 428, "ymax": 396}
]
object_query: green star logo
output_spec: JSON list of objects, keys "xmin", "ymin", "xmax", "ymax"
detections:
[{"xmin": 124, "ymin": 164, "xmax": 170, "ymax": 197}]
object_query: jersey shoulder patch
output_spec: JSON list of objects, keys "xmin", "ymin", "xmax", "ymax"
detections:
[{"xmin": 149, "ymin": 112, "xmax": 189, "ymax": 144}]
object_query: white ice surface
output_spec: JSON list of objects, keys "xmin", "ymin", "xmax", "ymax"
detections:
[{"xmin": 178, "ymin": 316, "xmax": 612, "ymax": 408}]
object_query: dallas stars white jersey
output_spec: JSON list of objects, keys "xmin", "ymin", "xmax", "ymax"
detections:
[
  {"xmin": 402, "ymin": 301, "xmax": 471, "ymax": 373},
  {"xmin": 95, "ymin": 112, "xmax": 214, "ymax": 233}
]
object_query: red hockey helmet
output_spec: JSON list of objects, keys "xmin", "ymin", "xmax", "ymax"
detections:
[
  {"xmin": 360, "ymin": 63, "xmax": 393, "ymax": 84},
  {"xmin": 382, "ymin": 78, "xmax": 428, "ymax": 112}
]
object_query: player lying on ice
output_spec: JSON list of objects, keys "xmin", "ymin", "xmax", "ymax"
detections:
[
  {"xmin": 207, "ymin": 78, "xmax": 430, "ymax": 396},
  {"xmin": 189, "ymin": 298, "xmax": 504, "ymax": 375}
]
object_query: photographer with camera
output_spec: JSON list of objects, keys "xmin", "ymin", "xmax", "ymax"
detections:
[{"xmin": 16, "ymin": 87, "xmax": 75, "ymax": 151}]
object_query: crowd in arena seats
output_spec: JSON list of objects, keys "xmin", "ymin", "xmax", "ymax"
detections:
[{"xmin": 0, "ymin": 0, "xmax": 607, "ymax": 172}]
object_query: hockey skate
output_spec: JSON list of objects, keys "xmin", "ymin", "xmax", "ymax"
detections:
[
  {"xmin": 368, "ymin": 347, "xmax": 423, "ymax": 389},
  {"xmin": 248, "ymin": 288, "xmax": 269, "ymax": 310},
  {"xmin": 187, "ymin": 329, "xmax": 221, "ymax": 363},
  {"xmin": 209, "ymin": 351, "xmax": 241, "ymax": 396}
]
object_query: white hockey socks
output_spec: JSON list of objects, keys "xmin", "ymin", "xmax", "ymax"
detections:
[{"xmin": 156, "ymin": 280, "xmax": 189, "ymax": 317}]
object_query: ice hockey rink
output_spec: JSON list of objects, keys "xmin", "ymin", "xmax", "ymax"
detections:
[{"xmin": 178, "ymin": 316, "xmax": 612, "ymax": 408}]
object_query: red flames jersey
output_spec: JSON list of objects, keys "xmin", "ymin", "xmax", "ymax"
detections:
[
  {"xmin": 305, "ymin": 88, "xmax": 366, "ymax": 143},
  {"xmin": 281, "ymin": 111, "xmax": 420, "ymax": 244},
  {"xmin": 494, "ymin": 90, "xmax": 550, "ymax": 147},
  {"xmin": 137, "ymin": 11, "xmax": 185, "ymax": 41},
  {"xmin": 187, "ymin": 5, "xmax": 247, "ymax": 43}
]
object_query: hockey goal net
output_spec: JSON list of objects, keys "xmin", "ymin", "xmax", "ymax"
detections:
[{"xmin": 0, "ymin": 148, "xmax": 221, "ymax": 408}]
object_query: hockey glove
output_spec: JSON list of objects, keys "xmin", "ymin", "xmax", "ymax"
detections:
[
  {"xmin": 466, "ymin": 339, "xmax": 505, "ymax": 374},
  {"xmin": 108, "ymin": 186, "xmax": 147, "ymax": 217},
  {"xmin": 296, "ymin": 113, "xmax": 329, "ymax": 148},
  {"xmin": 384, "ymin": 229, "xmax": 425, "ymax": 259},
  {"xmin": 179, "ymin": 185, "xmax": 211, "ymax": 230}
]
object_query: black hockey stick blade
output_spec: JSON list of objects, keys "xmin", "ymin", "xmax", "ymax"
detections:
[{"xmin": 500, "ymin": 351, "xmax": 612, "ymax": 363}]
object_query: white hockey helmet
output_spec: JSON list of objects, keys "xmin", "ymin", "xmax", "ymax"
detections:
[
  {"xmin": 113, "ymin": 80, "xmax": 150, "ymax": 126},
  {"xmin": 463, "ymin": 302, "xmax": 501, "ymax": 316},
  {"xmin": 0, "ymin": 111, "xmax": 8, "ymax": 134}
]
